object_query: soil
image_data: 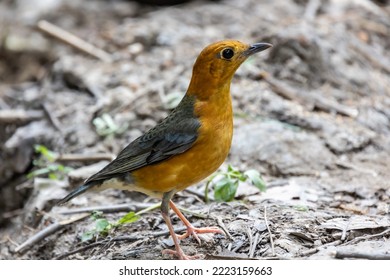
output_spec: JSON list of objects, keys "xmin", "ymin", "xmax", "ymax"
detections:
[{"xmin": 0, "ymin": 0, "xmax": 389, "ymax": 260}]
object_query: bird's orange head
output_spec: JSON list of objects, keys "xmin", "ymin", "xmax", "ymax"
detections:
[{"xmin": 187, "ymin": 40, "xmax": 272, "ymax": 97}]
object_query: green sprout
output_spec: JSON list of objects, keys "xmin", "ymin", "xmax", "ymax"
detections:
[
  {"xmin": 81, "ymin": 204, "xmax": 161, "ymax": 242},
  {"xmin": 81, "ymin": 211, "xmax": 115, "ymax": 242},
  {"xmin": 27, "ymin": 145, "xmax": 72, "ymax": 180},
  {"xmin": 93, "ymin": 113, "xmax": 128, "ymax": 137},
  {"xmin": 205, "ymin": 164, "xmax": 266, "ymax": 202},
  {"xmin": 293, "ymin": 205, "xmax": 309, "ymax": 212},
  {"xmin": 80, "ymin": 204, "xmax": 163, "ymax": 242}
]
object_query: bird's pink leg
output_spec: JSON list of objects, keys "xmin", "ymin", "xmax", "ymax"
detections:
[{"xmin": 169, "ymin": 200, "xmax": 223, "ymax": 244}]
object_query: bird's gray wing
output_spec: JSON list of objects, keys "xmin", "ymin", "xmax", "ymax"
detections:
[{"xmin": 85, "ymin": 96, "xmax": 200, "ymax": 184}]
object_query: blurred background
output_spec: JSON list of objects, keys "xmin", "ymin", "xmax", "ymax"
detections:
[{"xmin": 0, "ymin": 0, "xmax": 389, "ymax": 260}]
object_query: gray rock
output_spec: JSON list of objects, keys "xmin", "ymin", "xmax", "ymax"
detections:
[{"xmin": 231, "ymin": 121, "xmax": 335, "ymax": 176}]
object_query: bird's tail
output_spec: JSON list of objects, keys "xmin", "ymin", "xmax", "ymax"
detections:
[{"xmin": 57, "ymin": 183, "xmax": 94, "ymax": 205}]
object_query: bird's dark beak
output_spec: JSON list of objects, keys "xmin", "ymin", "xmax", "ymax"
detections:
[{"xmin": 243, "ymin": 42, "xmax": 273, "ymax": 57}]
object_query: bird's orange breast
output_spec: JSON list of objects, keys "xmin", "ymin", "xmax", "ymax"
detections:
[{"xmin": 131, "ymin": 89, "xmax": 233, "ymax": 195}]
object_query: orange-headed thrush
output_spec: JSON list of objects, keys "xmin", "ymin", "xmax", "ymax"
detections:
[{"xmin": 59, "ymin": 40, "xmax": 272, "ymax": 259}]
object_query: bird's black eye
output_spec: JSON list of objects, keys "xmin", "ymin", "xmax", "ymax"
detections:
[{"xmin": 221, "ymin": 48, "xmax": 234, "ymax": 60}]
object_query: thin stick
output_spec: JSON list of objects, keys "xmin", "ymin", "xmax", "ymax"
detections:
[
  {"xmin": 343, "ymin": 228, "xmax": 390, "ymax": 245},
  {"xmin": 135, "ymin": 202, "xmax": 161, "ymax": 216},
  {"xmin": 341, "ymin": 218, "xmax": 352, "ymax": 241},
  {"xmin": 350, "ymin": 37, "xmax": 390, "ymax": 74},
  {"xmin": 246, "ymin": 227, "xmax": 253, "ymax": 258},
  {"xmin": 261, "ymin": 72, "xmax": 297, "ymax": 101},
  {"xmin": 57, "ymin": 202, "xmax": 157, "ymax": 215},
  {"xmin": 55, "ymin": 224, "xmax": 197, "ymax": 259},
  {"xmin": 249, "ymin": 232, "xmax": 260, "ymax": 258},
  {"xmin": 37, "ymin": 20, "xmax": 112, "ymax": 62},
  {"xmin": 312, "ymin": 96, "xmax": 358, "ymax": 118},
  {"xmin": 55, "ymin": 153, "xmax": 115, "ymax": 163},
  {"xmin": 300, "ymin": 240, "xmax": 343, "ymax": 257},
  {"xmin": 15, "ymin": 214, "xmax": 89, "ymax": 253},
  {"xmin": 335, "ymin": 160, "xmax": 378, "ymax": 177},
  {"xmin": 262, "ymin": 72, "xmax": 358, "ymax": 118},
  {"xmin": 55, "ymin": 235, "xmax": 140, "ymax": 260},
  {"xmin": 264, "ymin": 206, "xmax": 275, "ymax": 256},
  {"xmin": 42, "ymin": 102, "xmax": 64, "ymax": 134},
  {"xmin": 335, "ymin": 251, "xmax": 390, "ymax": 260},
  {"xmin": 175, "ymin": 205, "xmax": 207, "ymax": 219},
  {"xmin": 215, "ymin": 216, "xmax": 233, "ymax": 240},
  {"xmin": 0, "ymin": 109, "xmax": 44, "ymax": 124},
  {"xmin": 205, "ymin": 254, "xmax": 281, "ymax": 260}
]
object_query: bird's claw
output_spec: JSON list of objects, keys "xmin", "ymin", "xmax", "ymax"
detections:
[{"xmin": 177, "ymin": 226, "xmax": 224, "ymax": 245}]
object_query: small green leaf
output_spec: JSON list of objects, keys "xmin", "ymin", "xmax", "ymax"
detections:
[
  {"xmin": 294, "ymin": 205, "xmax": 309, "ymax": 212},
  {"xmin": 244, "ymin": 169, "xmax": 266, "ymax": 192},
  {"xmin": 226, "ymin": 165, "xmax": 246, "ymax": 181},
  {"xmin": 93, "ymin": 113, "xmax": 128, "ymax": 137},
  {"xmin": 227, "ymin": 164, "xmax": 234, "ymax": 173},
  {"xmin": 95, "ymin": 218, "xmax": 110, "ymax": 232},
  {"xmin": 48, "ymin": 173, "xmax": 58, "ymax": 180},
  {"xmin": 214, "ymin": 178, "xmax": 239, "ymax": 202},
  {"xmin": 117, "ymin": 212, "xmax": 141, "ymax": 225},
  {"xmin": 81, "ymin": 231, "xmax": 94, "ymax": 242},
  {"xmin": 34, "ymin": 144, "xmax": 56, "ymax": 162},
  {"xmin": 63, "ymin": 166, "xmax": 74, "ymax": 174},
  {"xmin": 27, "ymin": 167, "xmax": 51, "ymax": 178}
]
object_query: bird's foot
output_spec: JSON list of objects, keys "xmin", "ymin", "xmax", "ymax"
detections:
[
  {"xmin": 169, "ymin": 201, "xmax": 224, "ymax": 244},
  {"xmin": 162, "ymin": 248, "xmax": 204, "ymax": 260},
  {"xmin": 177, "ymin": 225, "xmax": 224, "ymax": 245}
]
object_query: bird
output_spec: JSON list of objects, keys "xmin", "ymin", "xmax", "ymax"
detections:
[{"xmin": 58, "ymin": 40, "xmax": 272, "ymax": 259}]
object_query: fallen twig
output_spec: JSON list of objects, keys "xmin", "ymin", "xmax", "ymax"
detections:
[
  {"xmin": 0, "ymin": 109, "xmax": 44, "ymax": 124},
  {"xmin": 264, "ymin": 206, "xmax": 275, "ymax": 256},
  {"xmin": 55, "ymin": 224, "xmax": 196, "ymax": 259},
  {"xmin": 261, "ymin": 72, "xmax": 299, "ymax": 101},
  {"xmin": 334, "ymin": 251, "xmax": 390, "ymax": 260},
  {"xmin": 57, "ymin": 202, "xmax": 157, "ymax": 215},
  {"xmin": 246, "ymin": 227, "xmax": 253, "ymax": 258},
  {"xmin": 215, "ymin": 216, "xmax": 233, "ymax": 240},
  {"xmin": 55, "ymin": 235, "xmax": 140, "ymax": 260},
  {"xmin": 266, "ymin": 179, "xmax": 289, "ymax": 188},
  {"xmin": 249, "ymin": 232, "xmax": 260, "ymax": 258},
  {"xmin": 176, "ymin": 205, "xmax": 207, "ymax": 219},
  {"xmin": 312, "ymin": 94, "xmax": 358, "ymax": 118},
  {"xmin": 335, "ymin": 160, "xmax": 378, "ymax": 177},
  {"xmin": 261, "ymin": 72, "xmax": 358, "ymax": 118},
  {"xmin": 55, "ymin": 153, "xmax": 115, "ymax": 163},
  {"xmin": 300, "ymin": 240, "xmax": 343, "ymax": 257},
  {"xmin": 350, "ymin": 36, "xmax": 390, "ymax": 74},
  {"xmin": 231, "ymin": 240, "xmax": 245, "ymax": 253},
  {"xmin": 343, "ymin": 228, "xmax": 390, "ymax": 245},
  {"xmin": 15, "ymin": 214, "xmax": 89, "ymax": 254},
  {"xmin": 135, "ymin": 202, "xmax": 161, "ymax": 216},
  {"xmin": 37, "ymin": 20, "xmax": 112, "ymax": 62},
  {"xmin": 42, "ymin": 102, "xmax": 64, "ymax": 134},
  {"xmin": 341, "ymin": 218, "xmax": 352, "ymax": 241},
  {"xmin": 205, "ymin": 254, "xmax": 282, "ymax": 260}
]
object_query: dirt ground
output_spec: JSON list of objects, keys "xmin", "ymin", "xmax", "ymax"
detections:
[{"xmin": 0, "ymin": 0, "xmax": 389, "ymax": 260}]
